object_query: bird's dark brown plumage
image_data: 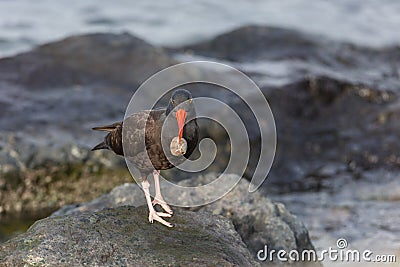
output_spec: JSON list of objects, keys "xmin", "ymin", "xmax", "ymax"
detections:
[
  {"xmin": 92, "ymin": 89, "xmax": 198, "ymax": 227},
  {"xmin": 92, "ymin": 89, "xmax": 199, "ymax": 177}
]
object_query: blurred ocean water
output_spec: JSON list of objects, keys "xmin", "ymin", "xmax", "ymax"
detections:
[{"xmin": 0, "ymin": 0, "xmax": 399, "ymax": 57}]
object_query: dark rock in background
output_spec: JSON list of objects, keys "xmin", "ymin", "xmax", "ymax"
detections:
[
  {"xmin": 179, "ymin": 25, "xmax": 331, "ymax": 62},
  {"xmin": 173, "ymin": 25, "xmax": 400, "ymax": 190},
  {"xmin": 265, "ymin": 76, "xmax": 400, "ymax": 190},
  {"xmin": 179, "ymin": 25, "xmax": 400, "ymax": 89},
  {"xmin": 0, "ymin": 32, "xmax": 175, "ymax": 88}
]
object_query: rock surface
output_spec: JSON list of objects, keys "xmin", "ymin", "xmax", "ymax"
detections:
[
  {"xmin": 1, "ymin": 32, "xmax": 175, "ymax": 88},
  {"xmin": 52, "ymin": 175, "xmax": 318, "ymax": 265},
  {"xmin": 264, "ymin": 76, "xmax": 400, "ymax": 189},
  {"xmin": 0, "ymin": 206, "xmax": 259, "ymax": 267}
]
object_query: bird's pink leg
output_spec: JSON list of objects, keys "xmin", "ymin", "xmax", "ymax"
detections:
[
  {"xmin": 152, "ymin": 170, "xmax": 173, "ymax": 214},
  {"xmin": 141, "ymin": 180, "xmax": 173, "ymax": 227}
]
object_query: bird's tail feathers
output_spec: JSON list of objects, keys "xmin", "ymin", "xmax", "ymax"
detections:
[
  {"xmin": 92, "ymin": 122, "xmax": 121, "ymax": 132},
  {"xmin": 91, "ymin": 141, "xmax": 108, "ymax": 151}
]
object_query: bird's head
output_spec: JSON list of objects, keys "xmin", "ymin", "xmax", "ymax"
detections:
[{"xmin": 166, "ymin": 89, "xmax": 194, "ymax": 141}]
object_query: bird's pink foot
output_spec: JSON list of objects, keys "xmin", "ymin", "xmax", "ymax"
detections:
[
  {"xmin": 148, "ymin": 209, "xmax": 173, "ymax": 227},
  {"xmin": 152, "ymin": 196, "xmax": 173, "ymax": 215}
]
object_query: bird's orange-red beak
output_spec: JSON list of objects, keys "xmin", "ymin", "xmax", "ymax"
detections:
[{"xmin": 176, "ymin": 109, "xmax": 187, "ymax": 140}]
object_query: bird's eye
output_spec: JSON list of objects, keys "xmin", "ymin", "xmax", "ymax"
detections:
[{"xmin": 189, "ymin": 98, "xmax": 193, "ymax": 103}]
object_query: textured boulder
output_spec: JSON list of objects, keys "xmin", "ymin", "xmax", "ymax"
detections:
[
  {"xmin": 52, "ymin": 174, "xmax": 318, "ymax": 265},
  {"xmin": 176, "ymin": 25, "xmax": 400, "ymax": 190},
  {"xmin": 175, "ymin": 175, "xmax": 316, "ymax": 258},
  {"xmin": 0, "ymin": 206, "xmax": 259, "ymax": 267},
  {"xmin": 180, "ymin": 25, "xmax": 327, "ymax": 62},
  {"xmin": 265, "ymin": 76, "xmax": 400, "ymax": 189}
]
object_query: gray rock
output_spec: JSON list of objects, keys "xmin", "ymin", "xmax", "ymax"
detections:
[
  {"xmin": 0, "ymin": 206, "xmax": 259, "ymax": 267},
  {"xmin": 51, "ymin": 174, "xmax": 318, "ymax": 265},
  {"xmin": 175, "ymin": 175, "xmax": 316, "ymax": 260},
  {"xmin": 172, "ymin": 26, "xmax": 400, "ymax": 191},
  {"xmin": 51, "ymin": 183, "xmax": 145, "ymax": 217},
  {"xmin": 179, "ymin": 25, "xmax": 328, "ymax": 62},
  {"xmin": 265, "ymin": 76, "xmax": 400, "ymax": 189},
  {"xmin": 1, "ymin": 32, "xmax": 175, "ymax": 88},
  {"xmin": 175, "ymin": 25, "xmax": 400, "ymax": 190}
]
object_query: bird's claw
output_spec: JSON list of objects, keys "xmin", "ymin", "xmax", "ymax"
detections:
[
  {"xmin": 149, "ymin": 209, "xmax": 173, "ymax": 227},
  {"xmin": 156, "ymin": 212, "xmax": 172, "ymax": 217},
  {"xmin": 152, "ymin": 197, "xmax": 173, "ymax": 215}
]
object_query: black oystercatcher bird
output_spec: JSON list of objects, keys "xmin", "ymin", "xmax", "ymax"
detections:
[{"xmin": 91, "ymin": 89, "xmax": 198, "ymax": 227}]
